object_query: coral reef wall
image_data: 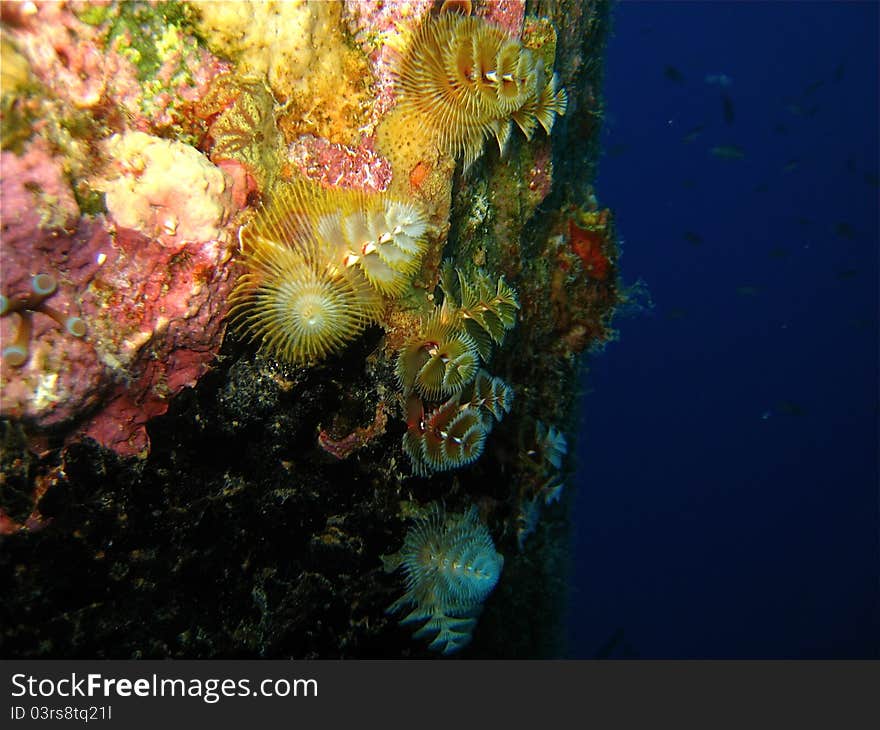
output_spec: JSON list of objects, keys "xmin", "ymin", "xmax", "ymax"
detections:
[{"xmin": 0, "ymin": 0, "xmax": 614, "ymax": 658}]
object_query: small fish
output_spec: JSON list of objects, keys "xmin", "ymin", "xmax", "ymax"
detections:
[
  {"xmin": 711, "ymin": 145, "xmax": 745, "ymax": 160},
  {"xmin": 803, "ymin": 79, "xmax": 825, "ymax": 96},
  {"xmin": 835, "ymin": 268, "xmax": 858, "ymax": 280},
  {"xmin": 705, "ymin": 73, "xmax": 733, "ymax": 87},
  {"xmin": 683, "ymin": 231, "xmax": 703, "ymax": 246},
  {"xmin": 768, "ymin": 246, "xmax": 790, "ymax": 259},
  {"xmin": 863, "ymin": 173, "xmax": 879, "ymax": 188},
  {"xmin": 607, "ymin": 142, "xmax": 628, "ymax": 158},
  {"xmin": 782, "ymin": 159, "xmax": 800, "ymax": 173},
  {"xmin": 777, "ymin": 400, "xmax": 806, "ymax": 417},
  {"xmin": 721, "ymin": 91, "xmax": 735, "ymax": 124},
  {"xmin": 682, "ymin": 124, "xmax": 706, "ymax": 143},
  {"xmin": 786, "ymin": 102, "xmax": 804, "ymax": 116},
  {"xmin": 753, "ymin": 182, "xmax": 769, "ymax": 193},
  {"xmin": 736, "ymin": 285, "xmax": 760, "ymax": 297},
  {"xmin": 773, "ymin": 122, "xmax": 789, "ymax": 135},
  {"xmin": 595, "ymin": 628, "xmax": 639, "ymax": 659},
  {"xmin": 666, "ymin": 307, "xmax": 687, "ymax": 320},
  {"xmin": 664, "ymin": 65, "xmax": 685, "ymax": 83},
  {"xmin": 834, "ymin": 222, "xmax": 856, "ymax": 240},
  {"xmin": 681, "ymin": 178, "xmax": 698, "ymax": 189},
  {"xmin": 832, "ymin": 62, "xmax": 845, "ymax": 83}
]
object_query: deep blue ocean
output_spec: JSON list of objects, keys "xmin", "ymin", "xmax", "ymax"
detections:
[{"xmin": 568, "ymin": 1, "xmax": 879, "ymax": 659}]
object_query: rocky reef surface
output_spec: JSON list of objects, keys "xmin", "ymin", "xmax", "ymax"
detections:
[{"xmin": 1, "ymin": 0, "xmax": 617, "ymax": 658}]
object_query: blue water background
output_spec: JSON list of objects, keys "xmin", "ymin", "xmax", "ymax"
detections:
[{"xmin": 568, "ymin": 1, "xmax": 879, "ymax": 658}]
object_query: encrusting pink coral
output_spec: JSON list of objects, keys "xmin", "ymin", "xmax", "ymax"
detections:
[
  {"xmin": 1, "ymin": 273, "xmax": 87, "ymax": 367},
  {"xmin": 1, "ymin": 139, "xmax": 105, "ymax": 428},
  {"xmin": 318, "ymin": 402, "xmax": 388, "ymax": 460},
  {"xmin": 288, "ymin": 134, "xmax": 393, "ymax": 192},
  {"xmin": 5, "ymin": 1, "xmax": 228, "ymax": 135},
  {"xmin": 478, "ymin": 0, "xmax": 526, "ymax": 37},
  {"xmin": 1, "ymin": 135, "xmax": 243, "ymax": 457},
  {"xmin": 343, "ymin": 0, "xmax": 434, "ymax": 125}
]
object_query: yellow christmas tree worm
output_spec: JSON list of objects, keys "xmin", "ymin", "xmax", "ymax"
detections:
[
  {"xmin": 383, "ymin": 503, "xmax": 504, "ymax": 654},
  {"xmin": 396, "ymin": 301, "xmax": 480, "ymax": 401},
  {"xmin": 228, "ymin": 181, "xmax": 430, "ymax": 364},
  {"xmin": 396, "ymin": 268, "xmax": 517, "ymax": 475},
  {"xmin": 394, "ymin": 13, "xmax": 567, "ymax": 169}
]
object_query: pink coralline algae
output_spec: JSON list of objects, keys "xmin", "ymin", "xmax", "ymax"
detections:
[
  {"xmin": 318, "ymin": 403, "xmax": 388, "ymax": 460},
  {"xmin": 73, "ymin": 223, "xmax": 237, "ymax": 457},
  {"xmin": 288, "ymin": 134, "xmax": 393, "ymax": 192},
  {"xmin": 1, "ymin": 136, "xmax": 241, "ymax": 457},
  {"xmin": 214, "ymin": 158, "xmax": 259, "ymax": 210},
  {"xmin": 343, "ymin": 0, "xmax": 434, "ymax": 125},
  {"xmin": 4, "ymin": 0, "xmax": 228, "ymax": 135},
  {"xmin": 1, "ymin": 140, "xmax": 103, "ymax": 429},
  {"xmin": 526, "ymin": 141, "xmax": 554, "ymax": 206},
  {"xmin": 5, "ymin": 1, "xmax": 114, "ymax": 110},
  {"xmin": 478, "ymin": 0, "xmax": 526, "ymax": 37}
]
